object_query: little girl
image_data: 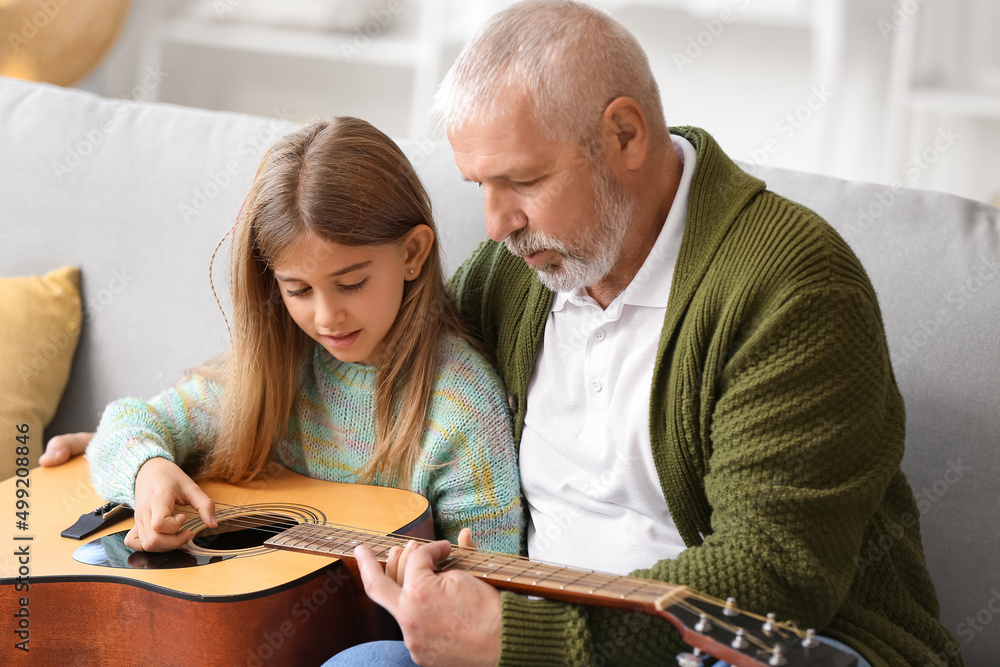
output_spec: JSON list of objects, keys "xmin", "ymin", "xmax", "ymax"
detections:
[{"xmin": 75, "ymin": 117, "xmax": 523, "ymax": 555}]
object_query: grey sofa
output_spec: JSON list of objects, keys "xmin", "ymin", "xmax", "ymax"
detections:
[{"xmin": 2, "ymin": 76, "xmax": 997, "ymax": 664}]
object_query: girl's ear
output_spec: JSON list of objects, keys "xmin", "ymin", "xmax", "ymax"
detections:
[{"xmin": 402, "ymin": 224, "xmax": 435, "ymax": 280}]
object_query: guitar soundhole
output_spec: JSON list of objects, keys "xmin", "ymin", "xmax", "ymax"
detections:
[
  {"xmin": 72, "ymin": 503, "xmax": 326, "ymax": 569},
  {"xmin": 193, "ymin": 513, "xmax": 299, "ymax": 551}
]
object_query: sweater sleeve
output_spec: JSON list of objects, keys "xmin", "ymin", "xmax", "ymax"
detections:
[
  {"xmin": 85, "ymin": 371, "xmax": 225, "ymax": 507},
  {"xmin": 497, "ymin": 285, "xmax": 904, "ymax": 665},
  {"xmin": 421, "ymin": 339, "xmax": 524, "ymax": 555}
]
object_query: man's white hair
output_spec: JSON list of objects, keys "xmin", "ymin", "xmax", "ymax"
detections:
[{"xmin": 434, "ymin": 0, "xmax": 669, "ymax": 157}]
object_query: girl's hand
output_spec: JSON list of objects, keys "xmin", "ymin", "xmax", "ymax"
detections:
[
  {"xmin": 125, "ymin": 457, "xmax": 217, "ymax": 552},
  {"xmin": 39, "ymin": 432, "xmax": 94, "ymax": 466},
  {"xmin": 385, "ymin": 528, "xmax": 476, "ymax": 586}
]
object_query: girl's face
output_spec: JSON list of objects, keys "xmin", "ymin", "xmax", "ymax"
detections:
[{"xmin": 272, "ymin": 228, "xmax": 432, "ymax": 366}]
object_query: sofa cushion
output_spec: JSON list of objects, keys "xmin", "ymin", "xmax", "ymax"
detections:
[
  {"xmin": 0, "ymin": 266, "xmax": 82, "ymax": 478},
  {"xmin": 2, "ymin": 73, "xmax": 996, "ymax": 663}
]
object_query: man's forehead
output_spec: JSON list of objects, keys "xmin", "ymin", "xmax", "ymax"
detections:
[
  {"xmin": 448, "ymin": 130, "xmax": 565, "ymax": 182},
  {"xmin": 446, "ymin": 115, "xmax": 575, "ymax": 176}
]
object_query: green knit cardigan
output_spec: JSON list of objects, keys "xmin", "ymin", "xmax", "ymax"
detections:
[{"xmin": 447, "ymin": 127, "xmax": 963, "ymax": 667}]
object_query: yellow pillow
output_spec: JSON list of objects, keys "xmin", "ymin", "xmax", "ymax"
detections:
[{"xmin": 0, "ymin": 266, "xmax": 82, "ymax": 480}]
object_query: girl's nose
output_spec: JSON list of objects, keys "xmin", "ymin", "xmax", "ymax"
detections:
[{"xmin": 315, "ymin": 293, "xmax": 346, "ymax": 330}]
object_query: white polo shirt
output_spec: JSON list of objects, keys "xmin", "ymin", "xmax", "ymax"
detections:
[{"xmin": 520, "ymin": 134, "xmax": 696, "ymax": 575}]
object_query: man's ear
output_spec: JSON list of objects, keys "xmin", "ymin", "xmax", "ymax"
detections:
[
  {"xmin": 402, "ymin": 224, "xmax": 435, "ymax": 280},
  {"xmin": 600, "ymin": 97, "xmax": 650, "ymax": 171}
]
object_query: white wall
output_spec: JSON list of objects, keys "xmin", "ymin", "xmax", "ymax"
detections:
[{"xmin": 78, "ymin": 0, "xmax": 1000, "ymax": 206}]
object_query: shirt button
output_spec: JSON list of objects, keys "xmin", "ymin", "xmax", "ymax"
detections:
[
  {"xmin": 594, "ymin": 329, "xmax": 606, "ymax": 342},
  {"xmin": 590, "ymin": 379, "xmax": 602, "ymax": 392}
]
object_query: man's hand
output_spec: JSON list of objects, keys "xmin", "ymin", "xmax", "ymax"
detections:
[
  {"xmin": 356, "ymin": 538, "xmax": 502, "ymax": 667},
  {"xmin": 385, "ymin": 528, "xmax": 475, "ymax": 586},
  {"xmin": 125, "ymin": 457, "xmax": 217, "ymax": 552},
  {"xmin": 39, "ymin": 432, "xmax": 93, "ymax": 466}
]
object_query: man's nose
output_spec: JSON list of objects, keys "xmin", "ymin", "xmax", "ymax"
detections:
[{"xmin": 483, "ymin": 185, "xmax": 526, "ymax": 242}]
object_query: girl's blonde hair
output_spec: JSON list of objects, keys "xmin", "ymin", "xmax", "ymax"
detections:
[{"xmin": 199, "ymin": 117, "xmax": 468, "ymax": 487}]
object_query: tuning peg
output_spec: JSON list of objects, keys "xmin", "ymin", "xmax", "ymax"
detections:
[
  {"xmin": 802, "ymin": 628, "xmax": 820, "ymax": 648},
  {"xmin": 731, "ymin": 628, "xmax": 750, "ymax": 650},
  {"xmin": 762, "ymin": 612, "xmax": 777, "ymax": 636},
  {"xmin": 676, "ymin": 652, "xmax": 704, "ymax": 667},
  {"xmin": 694, "ymin": 613, "xmax": 712, "ymax": 633},
  {"xmin": 722, "ymin": 597, "xmax": 739, "ymax": 616},
  {"xmin": 768, "ymin": 642, "xmax": 788, "ymax": 666}
]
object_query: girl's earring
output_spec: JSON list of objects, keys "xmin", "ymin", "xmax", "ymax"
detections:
[{"xmin": 409, "ymin": 269, "xmax": 414, "ymax": 274}]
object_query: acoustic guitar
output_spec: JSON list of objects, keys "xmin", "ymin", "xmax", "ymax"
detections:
[{"xmin": 1, "ymin": 457, "xmax": 857, "ymax": 667}]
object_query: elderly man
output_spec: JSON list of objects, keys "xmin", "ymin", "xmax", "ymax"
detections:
[{"xmin": 341, "ymin": 1, "xmax": 963, "ymax": 666}]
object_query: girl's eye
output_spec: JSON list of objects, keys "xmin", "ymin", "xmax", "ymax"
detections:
[
  {"xmin": 285, "ymin": 286, "xmax": 311, "ymax": 298},
  {"xmin": 340, "ymin": 278, "xmax": 368, "ymax": 293}
]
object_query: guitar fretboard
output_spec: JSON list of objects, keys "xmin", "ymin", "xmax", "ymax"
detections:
[
  {"xmin": 265, "ymin": 523, "xmax": 859, "ymax": 667},
  {"xmin": 265, "ymin": 523, "xmax": 688, "ymax": 611}
]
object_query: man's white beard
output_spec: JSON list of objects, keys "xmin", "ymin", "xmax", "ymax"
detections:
[{"xmin": 504, "ymin": 166, "xmax": 637, "ymax": 293}]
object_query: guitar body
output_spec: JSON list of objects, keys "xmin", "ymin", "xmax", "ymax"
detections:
[{"xmin": 0, "ymin": 457, "xmax": 434, "ymax": 666}]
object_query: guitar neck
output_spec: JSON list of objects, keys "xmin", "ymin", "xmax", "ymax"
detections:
[
  {"xmin": 266, "ymin": 522, "xmax": 686, "ymax": 613},
  {"xmin": 266, "ymin": 523, "xmax": 858, "ymax": 667}
]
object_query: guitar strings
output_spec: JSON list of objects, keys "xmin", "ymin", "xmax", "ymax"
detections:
[{"xmin": 167, "ymin": 502, "xmax": 809, "ymax": 652}]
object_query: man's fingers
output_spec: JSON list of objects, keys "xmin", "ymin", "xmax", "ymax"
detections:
[
  {"xmin": 355, "ymin": 545, "xmax": 402, "ymax": 615},
  {"xmin": 39, "ymin": 432, "xmax": 91, "ymax": 466},
  {"xmin": 393, "ymin": 541, "xmax": 418, "ymax": 586},
  {"xmin": 402, "ymin": 539, "xmax": 455, "ymax": 582},
  {"xmin": 37, "ymin": 444, "xmax": 67, "ymax": 466},
  {"xmin": 385, "ymin": 545, "xmax": 403, "ymax": 583},
  {"xmin": 458, "ymin": 527, "xmax": 477, "ymax": 549}
]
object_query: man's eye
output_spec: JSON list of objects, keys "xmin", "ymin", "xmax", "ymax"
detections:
[
  {"xmin": 340, "ymin": 278, "xmax": 368, "ymax": 293},
  {"xmin": 285, "ymin": 286, "xmax": 311, "ymax": 298}
]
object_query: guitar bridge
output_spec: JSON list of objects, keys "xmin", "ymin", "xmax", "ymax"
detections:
[{"xmin": 61, "ymin": 502, "xmax": 134, "ymax": 540}]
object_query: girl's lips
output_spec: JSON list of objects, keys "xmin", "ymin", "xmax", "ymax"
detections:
[{"xmin": 322, "ymin": 330, "xmax": 361, "ymax": 349}]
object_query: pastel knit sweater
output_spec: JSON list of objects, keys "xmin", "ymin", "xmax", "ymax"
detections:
[
  {"xmin": 85, "ymin": 335, "xmax": 525, "ymax": 554},
  {"xmin": 447, "ymin": 127, "xmax": 962, "ymax": 666}
]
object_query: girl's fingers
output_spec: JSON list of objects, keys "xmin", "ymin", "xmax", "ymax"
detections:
[{"xmin": 124, "ymin": 526, "xmax": 142, "ymax": 550}]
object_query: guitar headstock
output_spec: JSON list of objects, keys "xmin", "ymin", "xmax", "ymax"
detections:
[{"xmin": 655, "ymin": 593, "xmax": 858, "ymax": 667}]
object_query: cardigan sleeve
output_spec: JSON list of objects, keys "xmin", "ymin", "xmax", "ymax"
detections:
[
  {"xmin": 85, "ymin": 371, "xmax": 224, "ymax": 507},
  {"xmin": 447, "ymin": 239, "xmax": 507, "ymax": 353},
  {"xmin": 496, "ymin": 285, "xmax": 906, "ymax": 665}
]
